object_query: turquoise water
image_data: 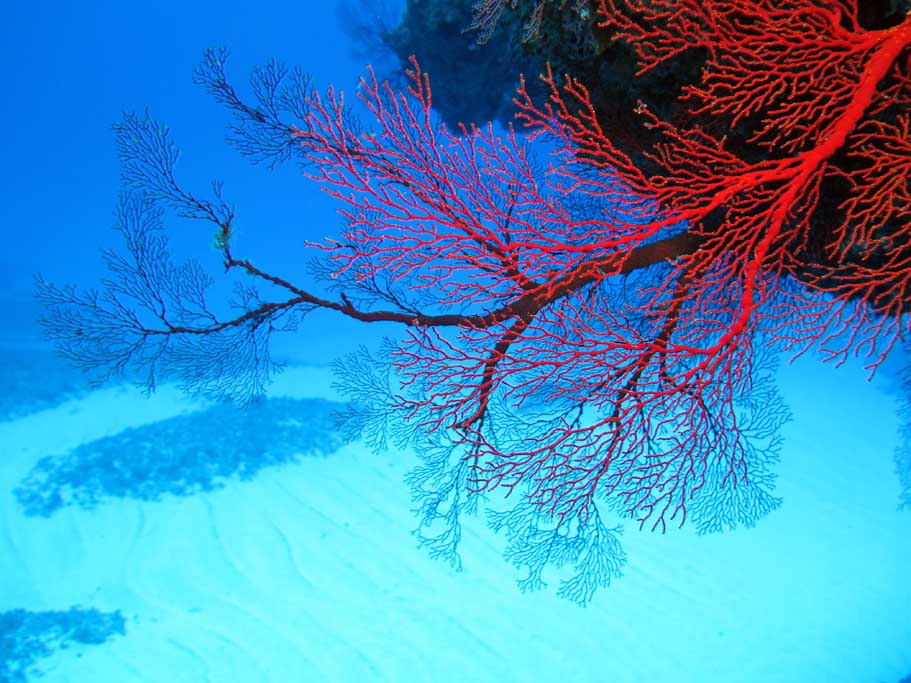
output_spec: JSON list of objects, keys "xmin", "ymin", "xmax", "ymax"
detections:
[{"xmin": 2, "ymin": 1, "xmax": 910, "ymax": 681}]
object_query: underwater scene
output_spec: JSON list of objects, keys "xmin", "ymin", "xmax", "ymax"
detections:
[{"xmin": 2, "ymin": 1, "xmax": 911, "ymax": 681}]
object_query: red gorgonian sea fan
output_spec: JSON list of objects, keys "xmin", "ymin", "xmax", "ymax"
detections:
[{"xmin": 38, "ymin": 0, "xmax": 911, "ymax": 602}]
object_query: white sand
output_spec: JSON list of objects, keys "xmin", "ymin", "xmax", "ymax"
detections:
[{"xmin": 1, "ymin": 357, "xmax": 909, "ymax": 683}]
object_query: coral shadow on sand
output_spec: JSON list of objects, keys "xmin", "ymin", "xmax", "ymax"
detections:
[
  {"xmin": 0, "ymin": 607, "xmax": 126, "ymax": 682},
  {"xmin": 14, "ymin": 397, "xmax": 350, "ymax": 516}
]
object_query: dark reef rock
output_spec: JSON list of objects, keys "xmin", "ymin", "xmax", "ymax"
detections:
[{"xmin": 380, "ymin": 0, "xmax": 540, "ymax": 129}]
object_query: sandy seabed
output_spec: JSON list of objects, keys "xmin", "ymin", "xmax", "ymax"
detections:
[{"xmin": 0, "ymin": 353, "xmax": 909, "ymax": 683}]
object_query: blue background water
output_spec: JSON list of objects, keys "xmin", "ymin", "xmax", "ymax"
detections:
[
  {"xmin": 1, "ymin": 2, "xmax": 910, "ymax": 682},
  {"xmin": 3, "ymin": 0, "xmax": 386, "ymax": 358}
]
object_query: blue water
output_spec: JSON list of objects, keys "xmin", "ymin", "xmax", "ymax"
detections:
[{"xmin": 1, "ymin": 2, "xmax": 910, "ymax": 681}]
